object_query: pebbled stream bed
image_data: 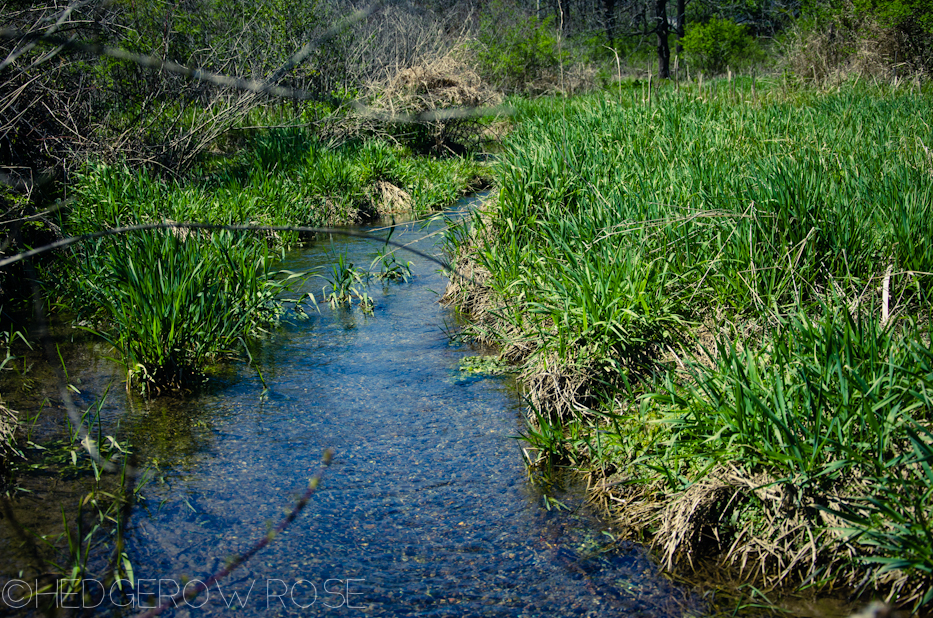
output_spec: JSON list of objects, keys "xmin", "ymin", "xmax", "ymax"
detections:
[{"xmin": 1, "ymin": 197, "xmax": 699, "ymax": 618}]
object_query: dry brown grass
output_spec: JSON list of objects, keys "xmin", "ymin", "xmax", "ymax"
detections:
[
  {"xmin": 370, "ymin": 180, "xmax": 413, "ymax": 215},
  {"xmin": 365, "ymin": 50, "xmax": 503, "ymax": 154},
  {"xmin": 783, "ymin": 13, "xmax": 931, "ymax": 84},
  {"xmin": 0, "ymin": 398, "xmax": 18, "ymax": 481}
]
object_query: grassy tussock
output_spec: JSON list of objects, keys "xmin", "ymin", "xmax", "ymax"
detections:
[
  {"xmin": 446, "ymin": 79, "xmax": 933, "ymax": 609},
  {"xmin": 79, "ymin": 230, "xmax": 296, "ymax": 392}
]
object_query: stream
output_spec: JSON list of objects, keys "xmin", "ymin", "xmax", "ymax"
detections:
[{"xmin": 1, "ymin": 196, "xmax": 699, "ymax": 617}]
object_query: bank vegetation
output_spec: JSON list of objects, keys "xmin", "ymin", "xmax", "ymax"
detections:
[
  {"xmin": 2, "ymin": 0, "xmax": 933, "ymax": 613},
  {"xmin": 444, "ymin": 79, "xmax": 933, "ymax": 613}
]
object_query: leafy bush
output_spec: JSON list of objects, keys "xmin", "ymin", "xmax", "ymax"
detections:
[
  {"xmin": 473, "ymin": 0, "xmax": 564, "ymax": 92},
  {"xmin": 852, "ymin": 0, "xmax": 933, "ymax": 33},
  {"xmin": 682, "ymin": 17, "xmax": 763, "ymax": 74}
]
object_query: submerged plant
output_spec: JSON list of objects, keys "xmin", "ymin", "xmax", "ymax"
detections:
[{"xmin": 458, "ymin": 355, "xmax": 514, "ymax": 375}]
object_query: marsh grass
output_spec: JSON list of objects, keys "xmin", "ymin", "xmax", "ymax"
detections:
[
  {"xmin": 447, "ymin": 78, "xmax": 933, "ymax": 608},
  {"xmin": 58, "ymin": 124, "xmax": 486, "ymax": 392},
  {"xmin": 76, "ymin": 228, "xmax": 303, "ymax": 393}
]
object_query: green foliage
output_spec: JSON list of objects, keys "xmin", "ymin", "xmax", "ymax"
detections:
[
  {"xmin": 649, "ymin": 306, "xmax": 933, "ymax": 601},
  {"xmin": 79, "ymin": 229, "xmax": 300, "ymax": 392},
  {"xmin": 58, "ymin": 129, "xmax": 483, "ymax": 391},
  {"xmin": 373, "ymin": 252, "xmax": 414, "ymax": 282},
  {"xmin": 656, "ymin": 308, "xmax": 931, "ymax": 479},
  {"xmin": 321, "ymin": 251, "xmax": 372, "ymax": 312},
  {"xmin": 681, "ymin": 17, "xmax": 764, "ymax": 74},
  {"xmin": 829, "ymin": 423, "xmax": 933, "ymax": 612},
  {"xmin": 67, "ymin": 133, "xmax": 483, "ymax": 238},
  {"xmin": 473, "ymin": 0, "xmax": 564, "ymax": 92},
  {"xmin": 851, "ymin": 0, "xmax": 933, "ymax": 33},
  {"xmin": 685, "ymin": 0, "xmax": 796, "ymax": 36},
  {"xmin": 450, "ymin": 82, "xmax": 933, "ymax": 602}
]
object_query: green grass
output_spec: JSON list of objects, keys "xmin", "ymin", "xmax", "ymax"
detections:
[
  {"xmin": 78, "ymin": 229, "xmax": 302, "ymax": 392},
  {"xmin": 69, "ymin": 134, "xmax": 485, "ymax": 238},
  {"xmin": 450, "ymin": 77, "xmax": 933, "ymax": 608},
  {"xmin": 59, "ymin": 125, "xmax": 486, "ymax": 392}
]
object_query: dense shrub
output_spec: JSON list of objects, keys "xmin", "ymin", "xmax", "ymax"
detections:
[
  {"xmin": 681, "ymin": 17, "xmax": 763, "ymax": 74},
  {"xmin": 472, "ymin": 0, "xmax": 565, "ymax": 93}
]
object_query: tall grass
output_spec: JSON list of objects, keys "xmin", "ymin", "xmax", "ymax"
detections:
[
  {"xmin": 78, "ymin": 229, "xmax": 300, "ymax": 392},
  {"xmin": 468, "ymin": 81, "xmax": 933, "ymax": 380},
  {"xmin": 453, "ymin": 78, "xmax": 933, "ymax": 606},
  {"xmin": 61, "ymin": 127, "xmax": 485, "ymax": 392},
  {"xmin": 68, "ymin": 132, "xmax": 485, "ymax": 241}
]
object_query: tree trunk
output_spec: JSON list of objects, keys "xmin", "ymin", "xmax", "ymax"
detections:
[
  {"xmin": 655, "ymin": 0, "xmax": 670, "ymax": 78},
  {"xmin": 675, "ymin": 0, "xmax": 685, "ymax": 55},
  {"xmin": 604, "ymin": 0, "xmax": 616, "ymax": 45}
]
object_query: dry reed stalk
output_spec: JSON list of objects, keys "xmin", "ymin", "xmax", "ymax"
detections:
[{"xmin": 0, "ymin": 399, "xmax": 17, "ymax": 476}]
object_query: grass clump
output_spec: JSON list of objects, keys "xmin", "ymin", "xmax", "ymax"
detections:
[
  {"xmin": 78, "ymin": 230, "xmax": 300, "ymax": 393},
  {"xmin": 647, "ymin": 306, "xmax": 933, "ymax": 600},
  {"xmin": 446, "ymin": 78, "xmax": 933, "ymax": 609}
]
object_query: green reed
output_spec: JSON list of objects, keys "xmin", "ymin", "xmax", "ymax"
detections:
[
  {"xmin": 78, "ymin": 229, "xmax": 300, "ymax": 392},
  {"xmin": 471, "ymin": 81, "xmax": 933, "ymax": 367}
]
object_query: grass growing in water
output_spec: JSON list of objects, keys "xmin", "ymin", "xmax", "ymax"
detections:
[
  {"xmin": 78, "ymin": 229, "xmax": 302, "ymax": 393},
  {"xmin": 447, "ymin": 78, "xmax": 933, "ymax": 609},
  {"xmin": 58, "ymin": 128, "xmax": 486, "ymax": 393}
]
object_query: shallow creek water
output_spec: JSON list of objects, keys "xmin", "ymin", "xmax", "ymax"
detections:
[{"xmin": 2, "ymin": 197, "xmax": 700, "ymax": 617}]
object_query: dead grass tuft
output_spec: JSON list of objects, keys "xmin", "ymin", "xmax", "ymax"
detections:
[
  {"xmin": 783, "ymin": 13, "xmax": 931, "ymax": 83},
  {"xmin": 520, "ymin": 353, "xmax": 596, "ymax": 419},
  {"xmin": 367, "ymin": 50, "xmax": 503, "ymax": 154},
  {"xmin": 1, "ymin": 399, "xmax": 19, "ymax": 480},
  {"xmin": 371, "ymin": 181, "xmax": 413, "ymax": 215}
]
